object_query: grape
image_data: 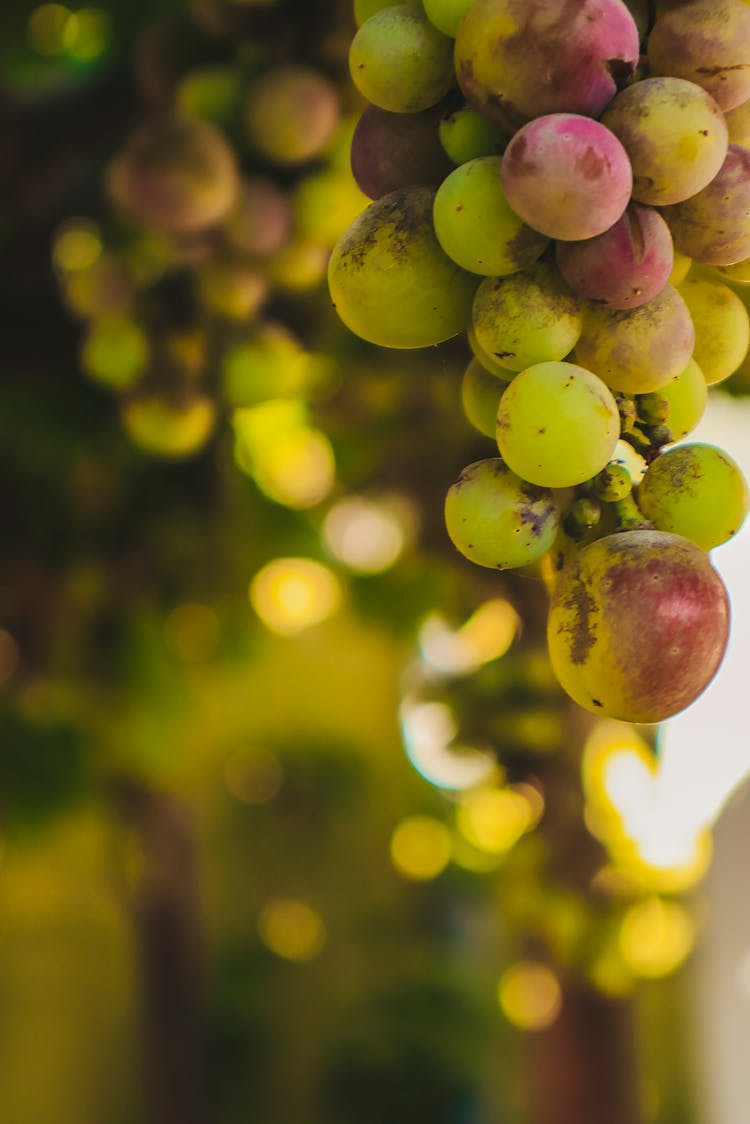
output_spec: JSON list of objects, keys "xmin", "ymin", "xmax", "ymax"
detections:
[
  {"xmin": 716, "ymin": 257, "xmax": 750, "ymax": 285},
  {"xmin": 328, "ymin": 186, "xmax": 477, "ymax": 349},
  {"xmin": 433, "ymin": 157, "xmax": 548, "ymax": 276},
  {"xmin": 349, "ymin": 6, "xmax": 454, "ymax": 114},
  {"xmin": 423, "ymin": 0, "xmax": 474, "ymax": 37},
  {"xmin": 444, "ymin": 458, "xmax": 559, "ymax": 569},
  {"xmin": 121, "ymin": 391, "xmax": 216, "ymax": 458},
  {"xmin": 354, "ymin": 0, "xmax": 420, "ymax": 24},
  {"xmin": 669, "ymin": 248, "xmax": 692, "ymax": 286},
  {"xmin": 600, "ymin": 77, "xmax": 728, "ymax": 206},
  {"xmin": 659, "ymin": 358, "xmax": 708, "ymax": 440},
  {"xmin": 575, "ymin": 285, "xmax": 695, "ymax": 394},
  {"xmin": 467, "ymin": 327, "xmax": 515, "ymax": 380},
  {"xmin": 350, "ymin": 104, "xmax": 453, "ymax": 200},
  {"xmin": 454, "ymin": 0, "xmax": 639, "ymax": 129},
  {"xmin": 725, "ymin": 100, "xmax": 750, "ymax": 147},
  {"xmin": 223, "ymin": 177, "xmax": 293, "ymax": 257},
  {"xmin": 461, "ymin": 358, "xmax": 505, "ymax": 437},
  {"xmin": 496, "ymin": 361, "xmax": 620, "ymax": 488},
  {"xmin": 547, "ymin": 530, "xmax": 730, "ymax": 722},
  {"xmin": 439, "ymin": 107, "xmax": 506, "ymax": 165},
  {"xmin": 556, "ymin": 204, "xmax": 673, "ymax": 311},
  {"xmin": 472, "ymin": 263, "xmax": 583, "ymax": 372},
  {"xmin": 244, "ymin": 67, "xmax": 340, "ymax": 165},
  {"xmin": 60, "ymin": 253, "xmax": 134, "ymax": 320},
  {"xmin": 175, "ymin": 66, "xmax": 243, "ymax": 127},
  {"xmin": 638, "ymin": 444, "xmax": 749, "ymax": 550},
  {"xmin": 221, "ymin": 324, "xmax": 308, "ymax": 406},
  {"xmin": 648, "ymin": 0, "xmax": 750, "ymax": 112},
  {"xmin": 661, "ymin": 145, "xmax": 750, "ymax": 267},
  {"xmin": 81, "ymin": 315, "xmax": 149, "ymax": 390},
  {"xmin": 500, "ymin": 115, "xmax": 633, "ymax": 241},
  {"xmin": 292, "ymin": 170, "xmax": 369, "ymax": 247},
  {"xmin": 197, "ymin": 259, "xmax": 268, "ymax": 321},
  {"xmin": 677, "ymin": 276, "xmax": 750, "ymax": 385},
  {"xmin": 107, "ymin": 115, "xmax": 239, "ymax": 235},
  {"xmin": 268, "ymin": 238, "xmax": 329, "ymax": 293}
]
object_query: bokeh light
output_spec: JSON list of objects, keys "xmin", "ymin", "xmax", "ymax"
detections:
[
  {"xmin": 163, "ymin": 604, "xmax": 220, "ymax": 663},
  {"xmin": 258, "ymin": 899, "xmax": 327, "ymax": 961},
  {"xmin": 28, "ymin": 4, "xmax": 72, "ymax": 55},
  {"xmin": 390, "ymin": 815, "xmax": 452, "ymax": 881},
  {"xmin": 400, "ymin": 699, "xmax": 497, "ymax": 792},
  {"xmin": 419, "ymin": 599, "xmax": 519, "ymax": 676},
  {"xmin": 323, "ymin": 496, "xmax": 406, "ymax": 574},
  {"xmin": 224, "ymin": 746, "xmax": 284, "ymax": 805},
  {"xmin": 457, "ymin": 787, "xmax": 533, "ymax": 855},
  {"xmin": 249, "ymin": 558, "xmax": 342, "ymax": 636},
  {"xmin": 52, "ymin": 220, "xmax": 102, "ymax": 273},
  {"xmin": 619, "ymin": 897, "xmax": 695, "ymax": 979},
  {"xmin": 498, "ymin": 962, "xmax": 562, "ymax": 1032}
]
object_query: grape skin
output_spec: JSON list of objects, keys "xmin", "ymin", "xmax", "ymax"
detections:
[
  {"xmin": 648, "ymin": 0, "xmax": 750, "ymax": 112},
  {"xmin": 351, "ymin": 104, "xmax": 453, "ymax": 200},
  {"xmin": 461, "ymin": 359, "xmax": 506, "ymax": 438},
  {"xmin": 349, "ymin": 6, "xmax": 455, "ymax": 114},
  {"xmin": 661, "ymin": 145, "xmax": 750, "ymax": 267},
  {"xmin": 659, "ymin": 358, "xmax": 708, "ymax": 441},
  {"xmin": 677, "ymin": 276, "xmax": 750, "ymax": 385}
]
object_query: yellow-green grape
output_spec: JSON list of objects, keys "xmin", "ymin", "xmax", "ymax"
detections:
[
  {"xmin": 716, "ymin": 257, "xmax": 750, "ymax": 285},
  {"xmin": 725, "ymin": 99, "xmax": 750, "ymax": 147},
  {"xmin": 60, "ymin": 253, "xmax": 134, "ymax": 320},
  {"xmin": 175, "ymin": 66, "xmax": 243, "ymax": 127},
  {"xmin": 292, "ymin": 170, "xmax": 369, "ymax": 247},
  {"xmin": 108, "ymin": 115, "xmax": 239, "ymax": 235},
  {"xmin": 638, "ymin": 444, "xmax": 749, "ymax": 550},
  {"xmin": 81, "ymin": 315, "xmax": 149, "ymax": 390},
  {"xmin": 600, "ymin": 77, "xmax": 728, "ymax": 206},
  {"xmin": 648, "ymin": 0, "xmax": 750, "ymax": 112},
  {"xmin": 575, "ymin": 285, "xmax": 695, "ymax": 394},
  {"xmin": 592, "ymin": 462, "xmax": 632, "ymax": 503},
  {"xmin": 328, "ymin": 186, "xmax": 477, "ymax": 349},
  {"xmin": 354, "ymin": 0, "xmax": 420, "ymax": 24},
  {"xmin": 444, "ymin": 458, "xmax": 559, "ymax": 569},
  {"xmin": 677, "ymin": 276, "xmax": 750, "ymax": 385},
  {"xmin": 472, "ymin": 263, "xmax": 582, "ymax": 372},
  {"xmin": 636, "ymin": 392, "xmax": 670, "ymax": 426},
  {"xmin": 196, "ymin": 259, "xmax": 268, "ymax": 321},
  {"xmin": 221, "ymin": 324, "xmax": 308, "ymax": 406},
  {"xmin": 467, "ymin": 327, "xmax": 515, "ymax": 380},
  {"xmin": 461, "ymin": 358, "xmax": 505, "ymax": 437},
  {"xmin": 439, "ymin": 107, "xmax": 505, "ymax": 164},
  {"xmin": 658, "ymin": 358, "xmax": 707, "ymax": 440},
  {"xmin": 669, "ymin": 248, "xmax": 692, "ymax": 286},
  {"xmin": 268, "ymin": 238, "xmax": 330, "ymax": 292},
  {"xmin": 223, "ymin": 177, "xmax": 293, "ymax": 258},
  {"xmin": 121, "ymin": 392, "xmax": 216, "ymax": 458},
  {"xmin": 496, "ymin": 361, "xmax": 620, "ymax": 487},
  {"xmin": 423, "ymin": 0, "xmax": 474, "ymax": 37},
  {"xmin": 244, "ymin": 66, "xmax": 340, "ymax": 165},
  {"xmin": 433, "ymin": 156, "xmax": 548, "ymax": 276},
  {"xmin": 547, "ymin": 530, "xmax": 730, "ymax": 722},
  {"xmin": 349, "ymin": 6, "xmax": 454, "ymax": 113}
]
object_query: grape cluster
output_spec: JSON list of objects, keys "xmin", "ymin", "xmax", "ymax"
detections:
[{"xmin": 329, "ymin": 0, "xmax": 750, "ymax": 724}]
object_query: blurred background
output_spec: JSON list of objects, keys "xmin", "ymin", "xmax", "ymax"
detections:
[{"xmin": 2, "ymin": 1, "xmax": 750, "ymax": 1122}]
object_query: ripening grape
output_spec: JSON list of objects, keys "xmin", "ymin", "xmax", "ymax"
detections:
[
  {"xmin": 439, "ymin": 107, "xmax": 506, "ymax": 165},
  {"xmin": 638, "ymin": 444, "xmax": 749, "ymax": 551},
  {"xmin": 547, "ymin": 530, "xmax": 730, "ymax": 722},
  {"xmin": 121, "ymin": 391, "xmax": 217, "ymax": 458},
  {"xmin": 575, "ymin": 285, "xmax": 695, "ymax": 394},
  {"xmin": 350, "ymin": 104, "xmax": 453, "ymax": 200},
  {"xmin": 677, "ymin": 276, "xmax": 750, "ymax": 384},
  {"xmin": 556, "ymin": 204, "xmax": 673, "ymax": 310},
  {"xmin": 81, "ymin": 314, "xmax": 149, "ymax": 390},
  {"xmin": 196, "ymin": 259, "xmax": 268, "ymax": 321},
  {"xmin": 175, "ymin": 66, "xmax": 243, "ymax": 127},
  {"xmin": 662, "ymin": 146, "xmax": 750, "ymax": 267},
  {"xmin": 461, "ymin": 358, "xmax": 505, "ymax": 437},
  {"xmin": 349, "ymin": 6, "xmax": 454, "ymax": 114},
  {"xmin": 659, "ymin": 358, "xmax": 708, "ymax": 440},
  {"xmin": 454, "ymin": 0, "xmax": 639, "ymax": 129},
  {"xmin": 433, "ymin": 157, "xmax": 548, "ymax": 276},
  {"xmin": 725, "ymin": 101, "xmax": 750, "ymax": 147},
  {"xmin": 500, "ymin": 115, "xmax": 633, "ymax": 241},
  {"xmin": 244, "ymin": 67, "xmax": 340, "ymax": 165},
  {"xmin": 496, "ymin": 361, "xmax": 620, "ymax": 487},
  {"xmin": 467, "ymin": 327, "xmax": 515, "ymax": 380},
  {"xmin": 268, "ymin": 237, "xmax": 329, "ymax": 293},
  {"xmin": 669, "ymin": 249, "xmax": 692, "ymax": 286},
  {"xmin": 292, "ymin": 170, "xmax": 369, "ymax": 247},
  {"xmin": 444, "ymin": 458, "xmax": 559, "ymax": 569},
  {"xmin": 108, "ymin": 115, "xmax": 239, "ymax": 235},
  {"xmin": 600, "ymin": 77, "xmax": 728, "ymax": 206},
  {"xmin": 223, "ymin": 178, "xmax": 293, "ymax": 257},
  {"xmin": 328, "ymin": 187, "xmax": 478, "ymax": 349},
  {"xmin": 648, "ymin": 0, "xmax": 750, "ymax": 112},
  {"xmin": 472, "ymin": 263, "xmax": 583, "ymax": 372},
  {"xmin": 422, "ymin": 0, "xmax": 474, "ymax": 37},
  {"xmin": 221, "ymin": 324, "xmax": 308, "ymax": 406},
  {"xmin": 354, "ymin": 0, "xmax": 420, "ymax": 24},
  {"xmin": 61, "ymin": 253, "xmax": 134, "ymax": 320}
]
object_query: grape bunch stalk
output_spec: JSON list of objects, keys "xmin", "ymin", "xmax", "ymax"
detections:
[{"xmin": 329, "ymin": 0, "xmax": 750, "ymax": 725}]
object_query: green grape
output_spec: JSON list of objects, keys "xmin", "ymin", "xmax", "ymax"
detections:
[
  {"xmin": 472, "ymin": 263, "xmax": 582, "ymax": 373},
  {"xmin": 658, "ymin": 358, "xmax": 707, "ymax": 440},
  {"xmin": 648, "ymin": 0, "xmax": 750, "ymax": 112},
  {"xmin": 638, "ymin": 444, "xmax": 749, "ymax": 550},
  {"xmin": 547, "ymin": 530, "xmax": 730, "ymax": 723},
  {"xmin": 669, "ymin": 248, "xmax": 692, "ymax": 286},
  {"xmin": 461, "ymin": 358, "xmax": 504, "ymax": 437},
  {"xmin": 726, "ymin": 99, "xmax": 750, "ymax": 146},
  {"xmin": 677, "ymin": 276, "xmax": 750, "ymax": 384},
  {"xmin": 81, "ymin": 314, "xmax": 149, "ymax": 390},
  {"xmin": 121, "ymin": 392, "xmax": 216, "ymax": 458},
  {"xmin": 444, "ymin": 458, "xmax": 559, "ymax": 569},
  {"xmin": 575, "ymin": 285, "xmax": 695, "ymax": 394},
  {"xmin": 196, "ymin": 259, "xmax": 268, "ymax": 321},
  {"xmin": 354, "ymin": 0, "xmax": 419, "ymax": 24},
  {"xmin": 467, "ymin": 327, "xmax": 515, "ymax": 380},
  {"xmin": 592, "ymin": 463, "xmax": 632, "ymax": 503},
  {"xmin": 292, "ymin": 170, "xmax": 368, "ymax": 247},
  {"xmin": 221, "ymin": 324, "xmax": 308, "ymax": 406},
  {"xmin": 433, "ymin": 157, "xmax": 548, "ymax": 276},
  {"xmin": 244, "ymin": 67, "xmax": 340, "ymax": 165},
  {"xmin": 422, "ymin": 0, "xmax": 474, "ymax": 37},
  {"xmin": 268, "ymin": 237, "xmax": 329, "ymax": 293},
  {"xmin": 60, "ymin": 253, "xmax": 134, "ymax": 320},
  {"xmin": 439, "ymin": 107, "xmax": 506, "ymax": 164},
  {"xmin": 175, "ymin": 66, "xmax": 243, "ymax": 127},
  {"xmin": 496, "ymin": 361, "xmax": 620, "ymax": 488},
  {"xmin": 349, "ymin": 6, "xmax": 454, "ymax": 114},
  {"xmin": 328, "ymin": 186, "xmax": 477, "ymax": 349},
  {"xmin": 600, "ymin": 77, "xmax": 728, "ymax": 206}
]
